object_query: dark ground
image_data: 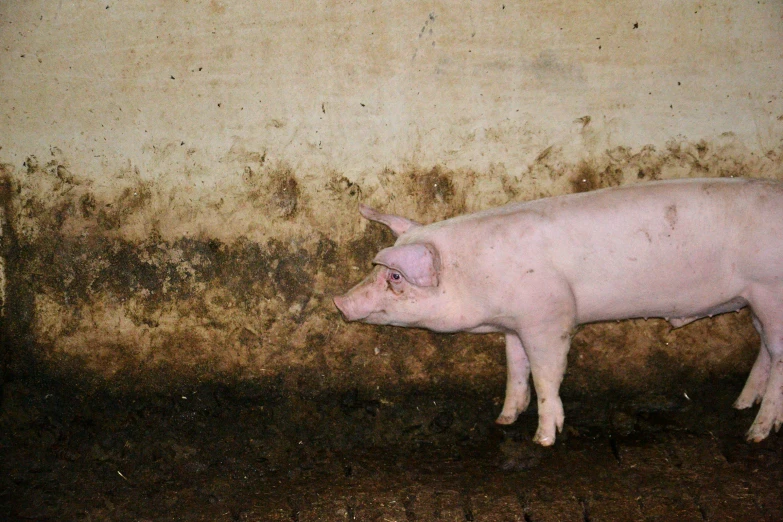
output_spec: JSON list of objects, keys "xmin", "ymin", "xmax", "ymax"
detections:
[{"xmin": 1, "ymin": 370, "xmax": 782, "ymax": 522}]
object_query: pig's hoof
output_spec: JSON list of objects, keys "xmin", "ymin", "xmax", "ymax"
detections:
[
  {"xmin": 745, "ymin": 417, "xmax": 781, "ymax": 442},
  {"xmin": 497, "ymin": 391, "xmax": 530, "ymax": 426},
  {"xmin": 532, "ymin": 430, "xmax": 555, "ymax": 447},
  {"xmin": 734, "ymin": 386, "xmax": 764, "ymax": 410},
  {"xmin": 495, "ymin": 412, "xmax": 519, "ymax": 425},
  {"xmin": 733, "ymin": 397, "xmax": 752, "ymax": 410},
  {"xmin": 532, "ymin": 421, "xmax": 560, "ymax": 446},
  {"xmin": 746, "ymin": 423, "xmax": 770, "ymax": 443}
]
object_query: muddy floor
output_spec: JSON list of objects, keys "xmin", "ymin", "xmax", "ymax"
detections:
[{"xmin": 2, "ymin": 369, "xmax": 782, "ymax": 522}]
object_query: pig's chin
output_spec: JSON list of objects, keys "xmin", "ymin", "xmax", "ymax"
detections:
[
  {"xmin": 361, "ymin": 311, "xmax": 418, "ymax": 327},
  {"xmin": 360, "ymin": 311, "xmax": 393, "ymax": 325}
]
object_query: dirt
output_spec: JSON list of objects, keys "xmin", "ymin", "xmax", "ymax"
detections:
[{"xmin": 2, "ymin": 370, "xmax": 782, "ymax": 521}]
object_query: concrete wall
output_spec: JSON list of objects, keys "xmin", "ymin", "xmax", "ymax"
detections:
[{"xmin": 1, "ymin": 1, "xmax": 782, "ymax": 396}]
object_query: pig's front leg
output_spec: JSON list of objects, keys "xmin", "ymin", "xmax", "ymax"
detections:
[
  {"xmin": 520, "ymin": 320, "xmax": 573, "ymax": 446},
  {"xmin": 496, "ymin": 333, "xmax": 531, "ymax": 425}
]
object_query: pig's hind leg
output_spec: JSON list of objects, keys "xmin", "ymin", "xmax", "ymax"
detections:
[
  {"xmin": 496, "ymin": 333, "xmax": 531, "ymax": 425},
  {"xmin": 745, "ymin": 292, "xmax": 783, "ymax": 442},
  {"xmin": 733, "ymin": 314, "xmax": 771, "ymax": 410}
]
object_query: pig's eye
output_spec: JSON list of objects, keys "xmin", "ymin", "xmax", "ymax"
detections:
[
  {"xmin": 386, "ymin": 270, "xmax": 405, "ymax": 286},
  {"xmin": 386, "ymin": 270, "xmax": 405, "ymax": 293}
]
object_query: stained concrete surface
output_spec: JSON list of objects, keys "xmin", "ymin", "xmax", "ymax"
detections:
[{"xmin": 2, "ymin": 1, "xmax": 783, "ymax": 519}]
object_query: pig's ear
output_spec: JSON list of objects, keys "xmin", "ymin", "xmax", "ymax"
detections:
[
  {"xmin": 359, "ymin": 204, "xmax": 421, "ymax": 237},
  {"xmin": 373, "ymin": 244, "xmax": 440, "ymax": 287}
]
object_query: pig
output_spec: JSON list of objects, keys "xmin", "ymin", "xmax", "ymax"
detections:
[{"xmin": 333, "ymin": 177, "xmax": 783, "ymax": 446}]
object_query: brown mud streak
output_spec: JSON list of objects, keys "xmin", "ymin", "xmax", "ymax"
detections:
[
  {"xmin": 406, "ymin": 165, "xmax": 466, "ymax": 219},
  {"xmin": 569, "ymin": 159, "xmax": 623, "ymax": 193}
]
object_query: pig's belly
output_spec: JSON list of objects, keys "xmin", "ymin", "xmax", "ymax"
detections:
[
  {"xmin": 576, "ymin": 289, "xmax": 749, "ymax": 325},
  {"xmin": 568, "ymin": 247, "xmax": 750, "ymax": 325},
  {"xmin": 664, "ymin": 296, "xmax": 749, "ymax": 327}
]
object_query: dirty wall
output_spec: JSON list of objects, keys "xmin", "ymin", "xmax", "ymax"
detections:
[{"xmin": 1, "ymin": 0, "xmax": 782, "ymax": 399}]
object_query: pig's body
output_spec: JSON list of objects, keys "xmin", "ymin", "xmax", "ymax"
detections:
[{"xmin": 334, "ymin": 178, "xmax": 783, "ymax": 445}]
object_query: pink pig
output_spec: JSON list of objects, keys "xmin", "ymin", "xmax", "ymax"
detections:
[{"xmin": 333, "ymin": 178, "xmax": 783, "ymax": 446}]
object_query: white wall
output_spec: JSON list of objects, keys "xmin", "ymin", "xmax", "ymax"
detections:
[{"xmin": 3, "ymin": 1, "xmax": 781, "ymax": 182}]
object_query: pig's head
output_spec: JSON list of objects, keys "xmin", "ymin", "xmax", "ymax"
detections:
[{"xmin": 333, "ymin": 205, "xmax": 444, "ymax": 328}]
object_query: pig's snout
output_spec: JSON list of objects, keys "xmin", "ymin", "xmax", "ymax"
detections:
[
  {"xmin": 333, "ymin": 295, "xmax": 356, "ymax": 321},
  {"xmin": 334, "ymin": 269, "xmax": 383, "ymax": 322}
]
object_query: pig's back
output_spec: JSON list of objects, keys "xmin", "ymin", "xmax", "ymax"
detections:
[
  {"xmin": 538, "ymin": 178, "xmax": 783, "ymax": 322},
  {"xmin": 413, "ymin": 178, "xmax": 783, "ymax": 324}
]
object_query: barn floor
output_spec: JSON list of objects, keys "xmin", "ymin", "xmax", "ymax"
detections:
[{"xmin": 2, "ymin": 373, "xmax": 782, "ymax": 521}]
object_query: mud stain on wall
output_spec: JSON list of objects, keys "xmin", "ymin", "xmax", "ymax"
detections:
[{"xmin": 1, "ymin": 136, "xmax": 781, "ymax": 399}]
